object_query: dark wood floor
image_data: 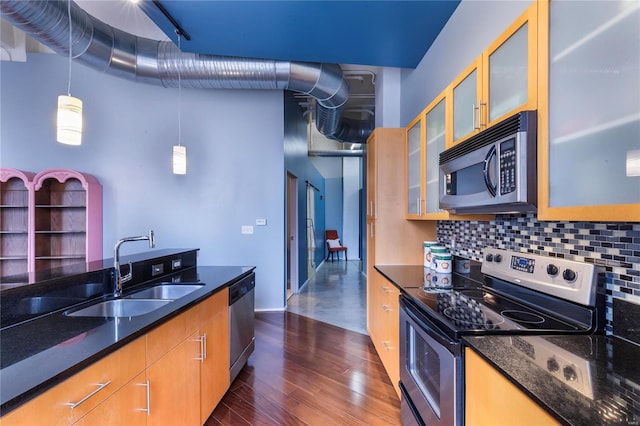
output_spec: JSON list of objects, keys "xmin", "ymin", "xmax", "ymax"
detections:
[{"xmin": 206, "ymin": 311, "xmax": 401, "ymax": 425}]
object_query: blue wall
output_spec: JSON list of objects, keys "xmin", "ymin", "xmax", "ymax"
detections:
[
  {"xmin": 283, "ymin": 92, "xmax": 326, "ymax": 286},
  {"xmin": 0, "ymin": 53, "xmax": 286, "ymax": 310}
]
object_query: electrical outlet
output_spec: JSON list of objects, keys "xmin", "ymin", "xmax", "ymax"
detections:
[
  {"xmin": 256, "ymin": 218, "xmax": 267, "ymax": 226},
  {"xmin": 241, "ymin": 225, "xmax": 254, "ymax": 234}
]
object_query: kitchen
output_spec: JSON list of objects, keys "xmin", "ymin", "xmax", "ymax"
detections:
[{"xmin": 1, "ymin": 0, "xmax": 639, "ymax": 425}]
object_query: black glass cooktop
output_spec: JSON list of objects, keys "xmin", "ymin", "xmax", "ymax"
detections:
[{"xmin": 403, "ymin": 285, "xmax": 585, "ymax": 337}]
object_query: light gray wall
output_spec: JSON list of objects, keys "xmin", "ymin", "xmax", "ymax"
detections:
[
  {"xmin": 342, "ymin": 157, "xmax": 361, "ymax": 260},
  {"xmin": 400, "ymin": 0, "xmax": 534, "ymax": 126},
  {"xmin": 0, "ymin": 53, "xmax": 286, "ymax": 310}
]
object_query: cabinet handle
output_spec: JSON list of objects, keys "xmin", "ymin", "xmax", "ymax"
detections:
[
  {"xmin": 381, "ymin": 304, "xmax": 392, "ymax": 312},
  {"xmin": 195, "ymin": 335, "xmax": 206, "ymax": 361},
  {"xmin": 479, "ymin": 101, "xmax": 487, "ymax": 128},
  {"xmin": 137, "ymin": 380, "xmax": 151, "ymax": 416},
  {"xmin": 202, "ymin": 333, "xmax": 207, "ymax": 360},
  {"xmin": 473, "ymin": 104, "xmax": 481, "ymax": 130},
  {"xmin": 370, "ymin": 222, "xmax": 374, "ymax": 239},
  {"xmin": 382, "ymin": 341, "xmax": 394, "ymax": 351},
  {"xmin": 381, "ymin": 286, "xmax": 391, "ymax": 293},
  {"xmin": 370, "ymin": 201, "xmax": 374, "ymax": 216},
  {"xmin": 65, "ymin": 381, "xmax": 111, "ymax": 409}
]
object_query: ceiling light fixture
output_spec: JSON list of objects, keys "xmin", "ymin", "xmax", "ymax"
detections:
[
  {"xmin": 57, "ymin": 0, "xmax": 83, "ymax": 145},
  {"xmin": 172, "ymin": 32, "xmax": 187, "ymax": 175}
]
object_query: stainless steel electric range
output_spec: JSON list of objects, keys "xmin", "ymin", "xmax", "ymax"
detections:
[{"xmin": 387, "ymin": 247, "xmax": 605, "ymax": 426}]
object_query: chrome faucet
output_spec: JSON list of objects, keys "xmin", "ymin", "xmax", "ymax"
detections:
[{"xmin": 113, "ymin": 230, "xmax": 155, "ymax": 297}]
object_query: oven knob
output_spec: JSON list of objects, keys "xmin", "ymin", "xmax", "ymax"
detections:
[
  {"xmin": 547, "ymin": 264, "xmax": 559, "ymax": 276},
  {"xmin": 485, "ymin": 254, "xmax": 494, "ymax": 262},
  {"xmin": 547, "ymin": 358, "xmax": 560, "ymax": 373},
  {"xmin": 494, "ymin": 254, "xmax": 502, "ymax": 263},
  {"xmin": 563, "ymin": 269, "xmax": 577, "ymax": 282},
  {"xmin": 563, "ymin": 365, "xmax": 578, "ymax": 382}
]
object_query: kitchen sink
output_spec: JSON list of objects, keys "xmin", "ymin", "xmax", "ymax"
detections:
[
  {"xmin": 124, "ymin": 284, "xmax": 204, "ymax": 300},
  {"xmin": 66, "ymin": 299, "xmax": 171, "ymax": 317}
]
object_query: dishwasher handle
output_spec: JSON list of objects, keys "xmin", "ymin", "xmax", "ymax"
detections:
[{"xmin": 229, "ymin": 274, "xmax": 255, "ymax": 305}]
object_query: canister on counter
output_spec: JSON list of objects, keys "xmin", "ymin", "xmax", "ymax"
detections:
[
  {"xmin": 424, "ymin": 271, "xmax": 453, "ymax": 291},
  {"xmin": 455, "ymin": 257, "xmax": 471, "ymax": 274},
  {"xmin": 429, "ymin": 246, "xmax": 449, "ymax": 270},
  {"xmin": 432, "ymin": 252, "xmax": 453, "ymax": 273},
  {"xmin": 423, "ymin": 241, "xmax": 439, "ymax": 268}
]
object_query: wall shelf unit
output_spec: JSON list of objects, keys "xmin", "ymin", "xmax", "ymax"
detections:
[{"xmin": 0, "ymin": 168, "xmax": 102, "ymax": 279}]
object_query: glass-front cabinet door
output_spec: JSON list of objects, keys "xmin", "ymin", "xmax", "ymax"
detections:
[
  {"xmin": 452, "ymin": 60, "xmax": 481, "ymax": 144},
  {"xmin": 406, "ymin": 116, "xmax": 424, "ymax": 218},
  {"xmin": 425, "ymin": 96, "xmax": 447, "ymax": 216},
  {"xmin": 487, "ymin": 22, "xmax": 529, "ymax": 123},
  {"xmin": 538, "ymin": 0, "xmax": 640, "ymax": 221},
  {"xmin": 451, "ymin": 2, "xmax": 537, "ymax": 146}
]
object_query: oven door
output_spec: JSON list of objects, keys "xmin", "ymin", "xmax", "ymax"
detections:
[{"xmin": 399, "ymin": 297, "xmax": 462, "ymax": 426}]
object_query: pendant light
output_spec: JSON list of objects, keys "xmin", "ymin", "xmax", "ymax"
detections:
[
  {"xmin": 57, "ymin": 0, "xmax": 83, "ymax": 145},
  {"xmin": 172, "ymin": 33, "xmax": 187, "ymax": 175}
]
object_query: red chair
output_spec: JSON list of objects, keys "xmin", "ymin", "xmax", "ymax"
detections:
[{"xmin": 325, "ymin": 230, "xmax": 348, "ymax": 262}]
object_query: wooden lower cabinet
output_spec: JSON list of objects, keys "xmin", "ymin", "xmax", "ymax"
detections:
[
  {"xmin": 368, "ymin": 271, "xmax": 400, "ymax": 398},
  {"xmin": 0, "ymin": 288, "xmax": 231, "ymax": 426},
  {"xmin": 146, "ymin": 330, "xmax": 201, "ymax": 426},
  {"xmin": 196, "ymin": 291, "xmax": 230, "ymax": 423},
  {"xmin": 74, "ymin": 372, "xmax": 148, "ymax": 426},
  {"xmin": 0, "ymin": 337, "xmax": 146, "ymax": 426},
  {"xmin": 465, "ymin": 348, "xmax": 559, "ymax": 426}
]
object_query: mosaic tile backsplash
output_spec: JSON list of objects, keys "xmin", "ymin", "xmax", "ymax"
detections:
[{"xmin": 436, "ymin": 213, "xmax": 640, "ymax": 334}]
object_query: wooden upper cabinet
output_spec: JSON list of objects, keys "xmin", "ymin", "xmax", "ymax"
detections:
[
  {"xmin": 405, "ymin": 114, "xmax": 425, "ymax": 218},
  {"xmin": 537, "ymin": 0, "xmax": 640, "ymax": 221},
  {"xmin": 451, "ymin": 2, "xmax": 538, "ymax": 146}
]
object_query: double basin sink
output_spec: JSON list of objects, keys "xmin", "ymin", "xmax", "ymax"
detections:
[{"xmin": 65, "ymin": 284, "xmax": 204, "ymax": 318}]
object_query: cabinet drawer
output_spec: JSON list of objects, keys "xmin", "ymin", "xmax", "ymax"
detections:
[{"xmin": 1, "ymin": 337, "xmax": 145, "ymax": 425}]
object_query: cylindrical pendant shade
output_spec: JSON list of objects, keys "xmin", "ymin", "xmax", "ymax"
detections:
[
  {"xmin": 173, "ymin": 145, "xmax": 187, "ymax": 175},
  {"xmin": 57, "ymin": 95, "xmax": 83, "ymax": 145}
]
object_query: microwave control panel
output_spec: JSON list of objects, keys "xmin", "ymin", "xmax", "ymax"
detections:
[{"xmin": 499, "ymin": 138, "xmax": 517, "ymax": 195}]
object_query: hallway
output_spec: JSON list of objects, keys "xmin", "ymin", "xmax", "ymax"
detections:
[{"xmin": 286, "ymin": 260, "xmax": 367, "ymax": 335}]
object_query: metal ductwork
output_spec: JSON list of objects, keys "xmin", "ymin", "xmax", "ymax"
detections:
[{"xmin": 0, "ymin": 0, "xmax": 373, "ymax": 143}]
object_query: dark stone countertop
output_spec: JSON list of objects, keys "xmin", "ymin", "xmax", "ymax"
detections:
[
  {"xmin": 464, "ymin": 335, "xmax": 640, "ymax": 425},
  {"xmin": 0, "ymin": 263, "xmax": 255, "ymax": 415},
  {"xmin": 375, "ymin": 264, "xmax": 640, "ymax": 425}
]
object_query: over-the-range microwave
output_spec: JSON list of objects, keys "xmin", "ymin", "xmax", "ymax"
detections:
[{"xmin": 439, "ymin": 110, "xmax": 537, "ymax": 214}]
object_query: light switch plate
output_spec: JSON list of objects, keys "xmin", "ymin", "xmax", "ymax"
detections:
[{"xmin": 241, "ymin": 225, "xmax": 254, "ymax": 234}]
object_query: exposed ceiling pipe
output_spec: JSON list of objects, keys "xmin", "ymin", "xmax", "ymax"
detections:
[{"xmin": 0, "ymin": 0, "xmax": 373, "ymax": 143}]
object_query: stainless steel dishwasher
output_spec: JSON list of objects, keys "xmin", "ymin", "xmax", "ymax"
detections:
[{"xmin": 229, "ymin": 272, "xmax": 255, "ymax": 383}]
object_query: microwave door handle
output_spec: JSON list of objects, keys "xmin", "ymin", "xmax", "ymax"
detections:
[{"xmin": 483, "ymin": 145, "xmax": 497, "ymax": 197}]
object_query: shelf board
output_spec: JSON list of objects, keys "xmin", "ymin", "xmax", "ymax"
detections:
[
  {"xmin": 35, "ymin": 205, "xmax": 86, "ymax": 208},
  {"xmin": 0, "ymin": 256, "xmax": 28, "ymax": 260},
  {"xmin": 0, "ymin": 205, "xmax": 28, "ymax": 208},
  {"xmin": 35, "ymin": 230, "xmax": 86, "ymax": 234},
  {"xmin": 0, "ymin": 230, "xmax": 28, "ymax": 234},
  {"xmin": 35, "ymin": 255, "xmax": 86, "ymax": 260}
]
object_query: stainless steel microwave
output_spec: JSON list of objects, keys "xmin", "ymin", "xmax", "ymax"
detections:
[{"xmin": 439, "ymin": 110, "xmax": 537, "ymax": 214}]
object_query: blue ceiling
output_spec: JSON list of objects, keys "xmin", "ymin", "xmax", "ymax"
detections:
[{"xmin": 140, "ymin": 1, "xmax": 460, "ymax": 69}]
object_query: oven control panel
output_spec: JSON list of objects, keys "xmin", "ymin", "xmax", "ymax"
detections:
[{"xmin": 482, "ymin": 247, "xmax": 600, "ymax": 307}]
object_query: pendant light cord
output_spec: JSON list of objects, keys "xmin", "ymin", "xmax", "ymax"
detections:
[
  {"xmin": 177, "ymin": 32, "xmax": 182, "ymax": 147},
  {"xmin": 67, "ymin": 0, "xmax": 72, "ymax": 96}
]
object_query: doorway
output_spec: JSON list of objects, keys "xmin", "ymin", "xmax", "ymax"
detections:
[{"xmin": 286, "ymin": 172, "xmax": 299, "ymax": 299}]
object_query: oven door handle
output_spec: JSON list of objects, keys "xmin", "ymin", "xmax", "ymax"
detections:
[{"xmin": 400, "ymin": 297, "xmax": 459, "ymax": 354}]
